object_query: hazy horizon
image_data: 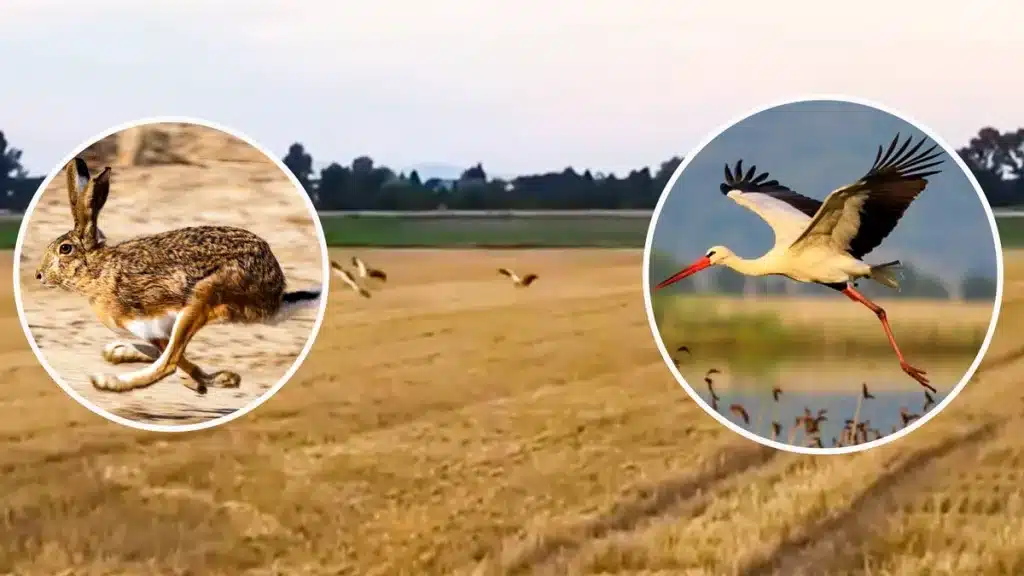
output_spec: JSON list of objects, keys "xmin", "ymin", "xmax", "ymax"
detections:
[{"xmin": 2, "ymin": 1, "xmax": 1022, "ymax": 178}]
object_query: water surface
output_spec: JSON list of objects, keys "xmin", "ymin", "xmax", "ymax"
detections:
[{"xmin": 675, "ymin": 355, "xmax": 973, "ymax": 448}]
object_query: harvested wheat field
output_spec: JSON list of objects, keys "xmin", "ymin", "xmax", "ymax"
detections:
[
  {"xmin": 15, "ymin": 123, "xmax": 323, "ymax": 426},
  {"xmin": 0, "ymin": 247, "xmax": 1020, "ymax": 575}
]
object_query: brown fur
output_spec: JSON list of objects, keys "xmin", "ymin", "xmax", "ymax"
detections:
[
  {"xmin": 33, "ymin": 157, "xmax": 318, "ymax": 395},
  {"xmin": 40, "ymin": 226, "xmax": 288, "ymax": 325}
]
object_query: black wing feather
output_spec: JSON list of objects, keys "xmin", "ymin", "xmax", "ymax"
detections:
[
  {"xmin": 719, "ymin": 160, "xmax": 822, "ymax": 219},
  {"xmin": 844, "ymin": 133, "xmax": 944, "ymax": 259}
]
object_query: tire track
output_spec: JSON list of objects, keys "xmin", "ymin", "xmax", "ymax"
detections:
[
  {"xmin": 290, "ymin": 362, "xmax": 683, "ymax": 475},
  {"xmin": 738, "ymin": 420, "xmax": 1003, "ymax": 576},
  {"xmin": 471, "ymin": 442, "xmax": 778, "ymax": 576}
]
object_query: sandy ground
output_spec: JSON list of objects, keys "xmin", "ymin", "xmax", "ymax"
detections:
[
  {"xmin": 15, "ymin": 156, "xmax": 323, "ymax": 426},
  {"xmin": 0, "ymin": 248, "xmax": 1022, "ymax": 574}
]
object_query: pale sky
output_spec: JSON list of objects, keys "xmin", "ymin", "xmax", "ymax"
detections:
[{"xmin": 2, "ymin": 1, "xmax": 1022, "ymax": 177}]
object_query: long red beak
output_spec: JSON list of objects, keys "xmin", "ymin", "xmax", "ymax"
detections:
[{"xmin": 655, "ymin": 256, "xmax": 711, "ymax": 290}]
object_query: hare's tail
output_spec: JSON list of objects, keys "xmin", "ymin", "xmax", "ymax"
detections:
[{"xmin": 268, "ymin": 288, "xmax": 322, "ymax": 324}]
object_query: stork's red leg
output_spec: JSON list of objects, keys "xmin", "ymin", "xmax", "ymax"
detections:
[{"xmin": 841, "ymin": 286, "xmax": 936, "ymax": 393}]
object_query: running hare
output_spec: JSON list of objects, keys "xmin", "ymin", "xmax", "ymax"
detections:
[{"xmin": 33, "ymin": 157, "xmax": 322, "ymax": 395}]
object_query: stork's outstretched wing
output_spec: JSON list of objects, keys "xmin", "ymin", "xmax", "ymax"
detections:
[
  {"xmin": 351, "ymin": 257, "xmax": 368, "ymax": 278},
  {"xmin": 497, "ymin": 267, "xmax": 517, "ymax": 281},
  {"xmin": 720, "ymin": 160, "xmax": 823, "ymax": 248},
  {"xmin": 790, "ymin": 133, "xmax": 943, "ymax": 259}
]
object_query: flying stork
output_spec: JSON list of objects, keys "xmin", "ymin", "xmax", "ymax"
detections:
[
  {"xmin": 654, "ymin": 133, "xmax": 943, "ymax": 393},
  {"xmin": 331, "ymin": 261, "xmax": 372, "ymax": 298},
  {"xmin": 351, "ymin": 256, "xmax": 388, "ymax": 282},
  {"xmin": 498, "ymin": 268, "xmax": 539, "ymax": 288}
]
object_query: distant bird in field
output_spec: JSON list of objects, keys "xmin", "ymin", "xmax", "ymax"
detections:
[
  {"xmin": 899, "ymin": 406, "xmax": 920, "ymax": 427},
  {"xmin": 855, "ymin": 421, "xmax": 869, "ymax": 444},
  {"xmin": 808, "ymin": 407, "xmax": 827, "ymax": 423},
  {"xmin": 862, "ymin": 383, "xmax": 876, "ymax": 400},
  {"xmin": 351, "ymin": 256, "xmax": 387, "ymax": 282},
  {"xmin": 498, "ymin": 268, "xmax": 539, "ymax": 287},
  {"xmin": 671, "ymin": 345, "xmax": 692, "ymax": 367},
  {"xmin": 922, "ymin": 390, "xmax": 936, "ymax": 412},
  {"xmin": 840, "ymin": 420, "xmax": 855, "ymax": 445},
  {"xmin": 771, "ymin": 421, "xmax": 782, "ymax": 439},
  {"xmin": 703, "ymin": 369, "xmax": 721, "ymax": 406},
  {"xmin": 772, "ymin": 386, "xmax": 783, "ymax": 402},
  {"xmin": 729, "ymin": 403, "xmax": 751, "ymax": 426},
  {"xmin": 801, "ymin": 408, "xmax": 827, "ymax": 435},
  {"xmin": 331, "ymin": 261, "xmax": 372, "ymax": 298},
  {"xmin": 654, "ymin": 134, "xmax": 944, "ymax": 394},
  {"xmin": 703, "ymin": 370, "xmax": 721, "ymax": 411}
]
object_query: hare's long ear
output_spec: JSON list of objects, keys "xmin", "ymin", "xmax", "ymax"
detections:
[
  {"xmin": 65, "ymin": 157, "xmax": 89, "ymax": 228},
  {"xmin": 79, "ymin": 166, "xmax": 112, "ymax": 249}
]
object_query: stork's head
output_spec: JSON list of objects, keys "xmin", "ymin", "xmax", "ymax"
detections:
[
  {"xmin": 654, "ymin": 246, "xmax": 734, "ymax": 291},
  {"xmin": 703, "ymin": 245, "xmax": 734, "ymax": 265}
]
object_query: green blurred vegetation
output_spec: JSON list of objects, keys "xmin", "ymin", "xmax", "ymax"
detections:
[
  {"xmin": 652, "ymin": 294, "xmax": 988, "ymax": 364},
  {"xmin": 318, "ymin": 214, "xmax": 648, "ymax": 247},
  {"xmin": 997, "ymin": 216, "xmax": 1024, "ymax": 248}
]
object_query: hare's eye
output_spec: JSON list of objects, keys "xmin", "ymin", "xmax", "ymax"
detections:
[{"xmin": 58, "ymin": 243, "xmax": 73, "ymax": 255}]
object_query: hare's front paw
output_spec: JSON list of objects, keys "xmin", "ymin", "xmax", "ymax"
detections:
[
  {"xmin": 102, "ymin": 342, "xmax": 151, "ymax": 365},
  {"xmin": 90, "ymin": 373, "xmax": 128, "ymax": 392}
]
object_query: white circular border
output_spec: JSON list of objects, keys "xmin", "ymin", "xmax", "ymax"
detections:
[
  {"xmin": 641, "ymin": 94, "xmax": 1005, "ymax": 456},
  {"xmin": 12, "ymin": 116, "xmax": 332, "ymax": 433}
]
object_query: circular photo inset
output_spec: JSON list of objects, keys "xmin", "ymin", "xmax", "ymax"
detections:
[
  {"xmin": 14, "ymin": 118, "xmax": 330, "ymax": 432},
  {"xmin": 644, "ymin": 97, "xmax": 1002, "ymax": 454}
]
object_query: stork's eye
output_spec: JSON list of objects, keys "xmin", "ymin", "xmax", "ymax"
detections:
[
  {"xmin": 707, "ymin": 250, "xmax": 717, "ymax": 257},
  {"xmin": 59, "ymin": 243, "xmax": 73, "ymax": 255}
]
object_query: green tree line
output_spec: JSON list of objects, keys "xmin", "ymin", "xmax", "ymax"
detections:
[{"xmin": 1, "ymin": 126, "xmax": 1021, "ymax": 211}]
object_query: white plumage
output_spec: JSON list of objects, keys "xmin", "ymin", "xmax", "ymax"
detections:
[{"xmin": 655, "ymin": 133, "xmax": 944, "ymax": 393}]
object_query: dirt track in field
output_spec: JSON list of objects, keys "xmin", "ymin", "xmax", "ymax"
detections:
[
  {"xmin": 15, "ymin": 133, "xmax": 323, "ymax": 426},
  {"xmin": 0, "ymin": 248, "xmax": 1021, "ymax": 575}
]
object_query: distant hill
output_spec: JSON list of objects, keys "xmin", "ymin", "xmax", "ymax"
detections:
[{"xmin": 651, "ymin": 100, "xmax": 999, "ymax": 283}]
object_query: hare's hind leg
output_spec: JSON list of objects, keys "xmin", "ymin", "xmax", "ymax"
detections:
[
  {"xmin": 182, "ymin": 364, "xmax": 241, "ymax": 390},
  {"xmin": 149, "ymin": 339, "xmax": 241, "ymax": 392},
  {"xmin": 90, "ymin": 276, "xmax": 225, "ymax": 393},
  {"xmin": 102, "ymin": 341, "xmax": 239, "ymax": 390}
]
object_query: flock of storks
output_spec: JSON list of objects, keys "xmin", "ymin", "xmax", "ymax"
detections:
[
  {"xmin": 329, "ymin": 256, "xmax": 540, "ymax": 299},
  {"xmin": 672, "ymin": 346, "xmax": 939, "ymax": 449}
]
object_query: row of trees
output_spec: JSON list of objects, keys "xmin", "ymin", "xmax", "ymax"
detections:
[
  {"xmin": 283, "ymin": 144, "xmax": 674, "ymax": 211},
  {"xmin": 283, "ymin": 127, "xmax": 1023, "ymax": 210},
  {"xmin": 2, "ymin": 126, "xmax": 1020, "ymax": 211}
]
